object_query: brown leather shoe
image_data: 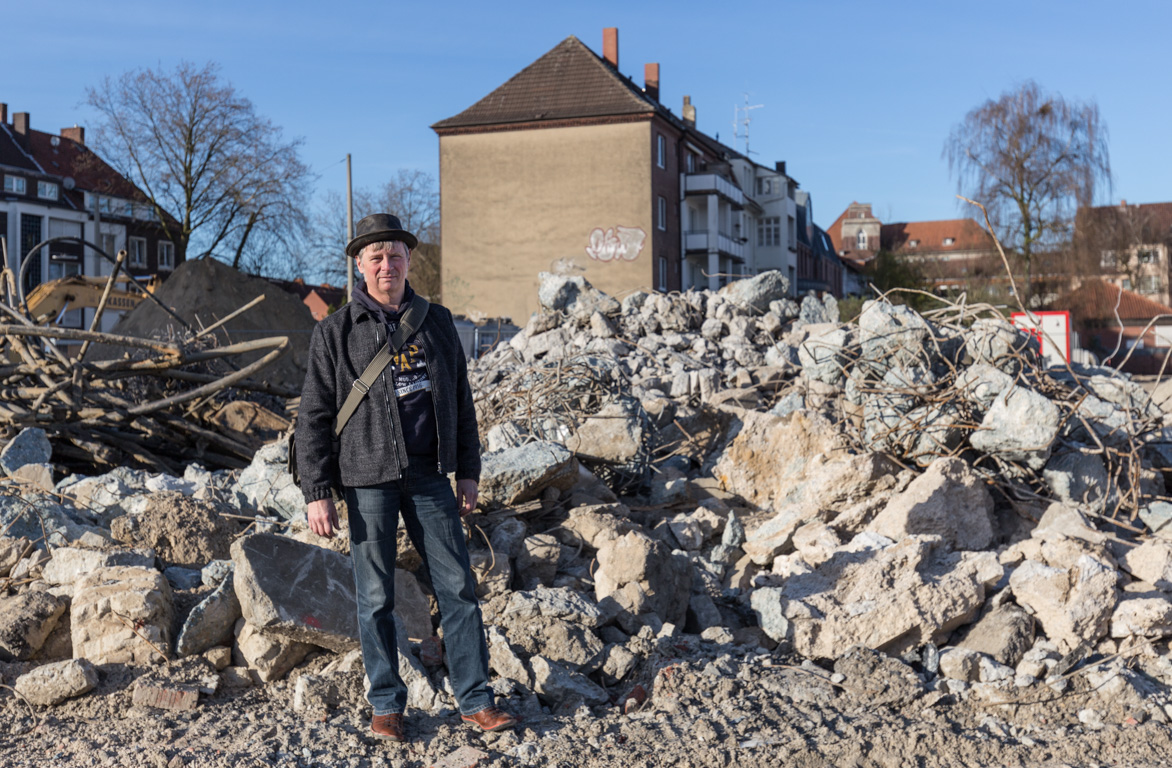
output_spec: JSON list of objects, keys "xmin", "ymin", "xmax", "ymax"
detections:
[
  {"xmin": 461, "ymin": 706, "xmax": 517, "ymax": 732},
  {"xmin": 371, "ymin": 712, "xmax": 405, "ymax": 742}
]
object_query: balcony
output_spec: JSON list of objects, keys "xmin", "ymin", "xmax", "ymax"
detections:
[
  {"xmin": 684, "ymin": 173, "xmax": 745, "ymax": 207},
  {"xmin": 684, "ymin": 230, "xmax": 745, "ymax": 261}
]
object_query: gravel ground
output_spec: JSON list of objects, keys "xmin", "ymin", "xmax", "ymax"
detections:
[{"xmin": 4, "ymin": 645, "xmax": 1172, "ymax": 768}]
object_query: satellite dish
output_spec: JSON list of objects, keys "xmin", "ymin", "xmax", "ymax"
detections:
[
  {"xmin": 63, "ymin": 177, "xmax": 75, "ymax": 190},
  {"xmin": 50, "ymin": 136, "xmax": 60, "ymax": 147}
]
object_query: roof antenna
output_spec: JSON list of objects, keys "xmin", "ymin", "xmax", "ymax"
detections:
[{"xmin": 733, "ymin": 93, "xmax": 763, "ymax": 155}]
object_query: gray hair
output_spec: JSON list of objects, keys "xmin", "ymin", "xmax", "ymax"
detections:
[{"xmin": 359, "ymin": 240, "xmax": 411, "ymax": 259}]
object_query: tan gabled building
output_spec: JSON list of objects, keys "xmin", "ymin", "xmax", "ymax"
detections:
[{"xmin": 432, "ymin": 29, "xmax": 801, "ymax": 324}]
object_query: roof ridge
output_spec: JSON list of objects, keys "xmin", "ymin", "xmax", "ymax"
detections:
[
  {"xmin": 432, "ymin": 35, "xmax": 655, "ymax": 130},
  {"xmin": 0, "ymin": 123, "xmax": 45, "ymax": 173}
]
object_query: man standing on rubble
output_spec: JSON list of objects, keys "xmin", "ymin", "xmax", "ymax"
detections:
[{"xmin": 296, "ymin": 213, "xmax": 515, "ymax": 743}]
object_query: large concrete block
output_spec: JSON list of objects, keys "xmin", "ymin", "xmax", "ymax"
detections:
[
  {"xmin": 869, "ymin": 458, "xmax": 995, "ymax": 550},
  {"xmin": 42, "ymin": 546, "xmax": 156, "ymax": 586},
  {"xmin": 1009, "ymin": 555, "xmax": 1117, "ymax": 654},
  {"xmin": 0, "ymin": 591, "xmax": 68, "ymax": 661},
  {"xmin": 231, "ymin": 533, "xmax": 358, "ymax": 651},
  {"xmin": 176, "ymin": 572, "xmax": 242, "ymax": 657},
  {"xmin": 595, "ymin": 531, "xmax": 690, "ymax": 627},
  {"xmin": 72, "ymin": 566, "xmax": 172, "ymax": 664},
  {"xmin": 479, "ymin": 442, "xmax": 579, "ymax": 508},
  {"xmin": 14, "ymin": 658, "xmax": 98, "ymax": 706}
]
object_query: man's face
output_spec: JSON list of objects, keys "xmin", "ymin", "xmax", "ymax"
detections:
[{"xmin": 358, "ymin": 241, "xmax": 411, "ymax": 302}]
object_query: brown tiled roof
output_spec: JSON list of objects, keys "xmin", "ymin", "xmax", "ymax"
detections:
[
  {"xmin": 1062, "ymin": 279, "xmax": 1172, "ymax": 323},
  {"xmin": 269, "ymin": 277, "xmax": 346, "ymax": 306},
  {"xmin": 432, "ymin": 36, "xmax": 655, "ymax": 131},
  {"xmin": 881, "ymin": 218, "xmax": 994, "ymax": 254},
  {"xmin": 1, "ymin": 122, "xmax": 151, "ymax": 215}
]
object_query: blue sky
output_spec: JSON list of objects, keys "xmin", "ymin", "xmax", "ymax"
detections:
[{"xmin": 2, "ymin": 0, "xmax": 1167, "ymax": 231}]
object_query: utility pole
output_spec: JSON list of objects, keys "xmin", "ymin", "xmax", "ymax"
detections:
[{"xmin": 345, "ymin": 154, "xmax": 354, "ymax": 299}]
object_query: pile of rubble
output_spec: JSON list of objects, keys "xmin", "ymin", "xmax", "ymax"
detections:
[{"xmin": 5, "ymin": 270, "xmax": 1172, "ymax": 759}]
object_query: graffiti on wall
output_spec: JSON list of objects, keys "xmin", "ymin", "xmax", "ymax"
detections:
[{"xmin": 585, "ymin": 226, "xmax": 646, "ymax": 262}]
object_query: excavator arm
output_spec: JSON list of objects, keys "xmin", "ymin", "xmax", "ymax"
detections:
[{"xmin": 23, "ymin": 275, "xmax": 155, "ymax": 324}]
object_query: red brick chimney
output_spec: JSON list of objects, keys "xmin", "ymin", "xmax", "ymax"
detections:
[
  {"xmin": 603, "ymin": 28, "xmax": 618, "ymax": 69},
  {"xmin": 12, "ymin": 112, "xmax": 29, "ymax": 148},
  {"xmin": 61, "ymin": 126, "xmax": 85, "ymax": 145},
  {"xmin": 644, "ymin": 63, "xmax": 660, "ymax": 102}
]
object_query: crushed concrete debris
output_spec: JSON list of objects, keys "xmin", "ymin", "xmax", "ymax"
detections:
[{"xmin": 6, "ymin": 271, "xmax": 1172, "ymax": 765}]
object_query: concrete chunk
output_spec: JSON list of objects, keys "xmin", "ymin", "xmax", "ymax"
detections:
[
  {"xmin": 0, "ymin": 427, "xmax": 52, "ymax": 476},
  {"xmin": 72, "ymin": 566, "xmax": 172, "ymax": 664},
  {"xmin": 42, "ymin": 546, "xmax": 156, "ymax": 586},
  {"xmin": 479, "ymin": 442, "xmax": 578, "ymax": 508},
  {"xmin": 231, "ymin": 533, "xmax": 358, "ymax": 651},
  {"xmin": 0, "ymin": 591, "xmax": 69, "ymax": 661},
  {"xmin": 14, "ymin": 658, "xmax": 98, "ymax": 706},
  {"xmin": 176, "ymin": 572, "xmax": 242, "ymax": 657},
  {"xmin": 869, "ymin": 458, "xmax": 995, "ymax": 550}
]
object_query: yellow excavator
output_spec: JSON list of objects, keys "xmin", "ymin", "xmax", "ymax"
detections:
[{"xmin": 22, "ymin": 274, "xmax": 157, "ymax": 325}]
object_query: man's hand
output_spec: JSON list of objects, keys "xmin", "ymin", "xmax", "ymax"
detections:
[
  {"xmin": 456, "ymin": 479, "xmax": 479, "ymax": 517},
  {"xmin": 308, "ymin": 498, "xmax": 339, "ymax": 538}
]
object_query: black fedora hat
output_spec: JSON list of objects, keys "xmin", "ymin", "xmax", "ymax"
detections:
[{"xmin": 345, "ymin": 213, "xmax": 419, "ymax": 257}]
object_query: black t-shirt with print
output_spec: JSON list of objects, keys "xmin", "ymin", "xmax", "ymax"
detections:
[{"xmin": 352, "ymin": 282, "xmax": 438, "ymax": 459}]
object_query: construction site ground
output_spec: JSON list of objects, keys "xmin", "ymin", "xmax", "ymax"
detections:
[{"xmin": 6, "ymin": 649, "xmax": 1172, "ymax": 768}]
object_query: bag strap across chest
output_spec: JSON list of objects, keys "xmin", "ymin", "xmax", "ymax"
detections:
[{"xmin": 333, "ymin": 294, "xmax": 430, "ymax": 438}]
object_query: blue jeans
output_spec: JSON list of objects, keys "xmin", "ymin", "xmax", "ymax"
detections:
[{"xmin": 345, "ymin": 458, "xmax": 492, "ymax": 716}]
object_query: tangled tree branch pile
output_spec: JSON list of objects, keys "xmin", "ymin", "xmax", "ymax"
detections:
[{"xmin": 0, "ymin": 241, "xmax": 294, "ymax": 475}]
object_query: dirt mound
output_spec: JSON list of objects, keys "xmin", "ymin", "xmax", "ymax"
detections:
[
  {"xmin": 105, "ymin": 257, "xmax": 317, "ymax": 390},
  {"xmin": 109, "ymin": 492, "xmax": 238, "ymax": 569}
]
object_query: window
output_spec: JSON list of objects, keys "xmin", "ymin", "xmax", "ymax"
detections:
[
  {"xmin": 657, "ymin": 257, "xmax": 667, "ymax": 291},
  {"xmin": 943, "ymin": 237, "xmax": 955, "ymax": 246},
  {"xmin": 757, "ymin": 216, "xmax": 781, "ymax": 247},
  {"xmin": 37, "ymin": 181, "xmax": 58, "ymax": 201},
  {"xmin": 128, "ymin": 236, "xmax": 147, "ymax": 267},
  {"xmin": 657, "ymin": 196, "xmax": 667, "ymax": 231},
  {"xmin": 756, "ymin": 177, "xmax": 774, "ymax": 196},
  {"xmin": 158, "ymin": 240, "xmax": 175, "ymax": 271},
  {"xmin": 1139, "ymin": 250, "xmax": 1156, "ymax": 264},
  {"xmin": 856, "ymin": 230, "xmax": 868, "ymax": 249},
  {"xmin": 787, "ymin": 216, "xmax": 796, "ymax": 245},
  {"xmin": 48, "ymin": 260, "xmax": 83, "ymax": 327},
  {"xmin": 1101, "ymin": 251, "xmax": 1116, "ymax": 269},
  {"xmin": 685, "ymin": 153, "xmax": 695, "ymax": 173},
  {"xmin": 908, "ymin": 239, "xmax": 920, "ymax": 248},
  {"xmin": 4, "ymin": 175, "xmax": 26, "ymax": 194},
  {"xmin": 656, "ymin": 134, "xmax": 666, "ymax": 169},
  {"xmin": 1139, "ymin": 275, "xmax": 1161, "ymax": 293},
  {"xmin": 20, "ymin": 214, "xmax": 43, "ymax": 292}
]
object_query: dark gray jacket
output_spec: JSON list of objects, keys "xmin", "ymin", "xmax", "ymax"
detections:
[{"xmin": 296, "ymin": 298, "xmax": 481, "ymax": 503}]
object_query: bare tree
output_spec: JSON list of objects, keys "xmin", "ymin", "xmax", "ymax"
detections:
[
  {"xmin": 945, "ymin": 81, "xmax": 1110, "ymax": 305},
  {"xmin": 85, "ymin": 61, "xmax": 313, "ymax": 276},
  {"xmin": 372, "ymin": 170, "xmax": 441, "ymax": 246}
]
